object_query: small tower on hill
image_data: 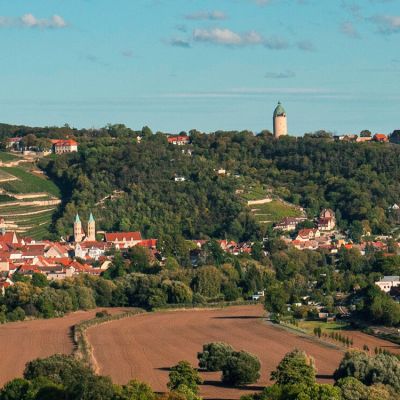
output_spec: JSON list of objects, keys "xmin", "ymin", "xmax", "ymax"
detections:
[
  {"xmin": 87, "ymin": 212, "xmax": 96, "ymax": 241},
  {"xmin": 74, "ymin": 214, "xmax": 83, "ymax": 243},
  {"xmin": 273, "ymin": 101, "xmax": 288, "ymax": 138}
]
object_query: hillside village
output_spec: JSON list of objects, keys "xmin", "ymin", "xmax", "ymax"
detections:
[{"xmin": 0, "ymin": 200, "xmax": 398, "ymax": 299}]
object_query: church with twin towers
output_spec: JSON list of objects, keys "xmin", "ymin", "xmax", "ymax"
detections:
[
  {"xmin": 273, "ymin": 101, "xmax": 288, "ymax": 138},
  {"xmin": 74, "ymin": 213, "xmax": 96, "ymax": 243}
]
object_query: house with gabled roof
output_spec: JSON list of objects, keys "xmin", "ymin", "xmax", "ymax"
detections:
[{"xmin": 104, "ymin": 232, "xmax": 143, "ymax": 249}]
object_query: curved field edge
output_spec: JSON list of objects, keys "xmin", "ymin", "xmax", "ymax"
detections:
[{"xmin": 72, "ymin": 309, "xmax": 145, "ymax": 370}]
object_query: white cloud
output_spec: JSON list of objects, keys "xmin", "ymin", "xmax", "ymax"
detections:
[
  {"xmin": 0, "ymin": 14, "xmax": 67, "ymax": 29},
  {"xmin": 370, "ymin": 15, "xmax": 400, "ymax": 34},
  {"xmin": 185, "ymin": 10, "xmax": 227, "ymax": 21},
  {"xmin": 193, "ymin": 28, "xmax": 243, "ymax": 45},
  {"xmin": 193, "ymin": 28, "xmax": 288, "ymax": 49}
]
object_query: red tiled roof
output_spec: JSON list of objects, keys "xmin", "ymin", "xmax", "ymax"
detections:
[
  {"xmin": 167, "ymin": 136, "xmax": 190, "ymax": 143},
  {"xmin": 52, "ymin": 139, "xmax": 78, "ymax": 146},
  {"xmin": 137, "ymin": 239, "xmax": 157, "ymax": 248},
  {"xmin": 0, "ymin": 232, "xmax": 18, "ymax": 244},
  {"xmin": 104, "ymin": 232, "xmax": 142, "ymax": 242}
]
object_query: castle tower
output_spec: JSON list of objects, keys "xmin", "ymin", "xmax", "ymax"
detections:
[
  {"xmin": 87, "ymin": 212, "xmax": 96, "ymax": 241},
  {"xmin": 273, "ymin": 101, "xmax": 288, "ymax": 138},
  {"xmin": 74, "ymin": 214, "xmax": 83, "ymax": 243}
]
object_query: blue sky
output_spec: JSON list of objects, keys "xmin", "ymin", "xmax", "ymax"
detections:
[{"xmin": 0, "ymin": 0, "xmax": 399, "ymax": 135}]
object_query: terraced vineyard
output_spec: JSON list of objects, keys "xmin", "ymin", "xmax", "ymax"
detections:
[
  {"xmin": 0, "ymin": 158, "xmax": 61, "ymax": 239},
  {"xmin": 239, "ymin": 184, "xmax": 305, "ymax": 225}
]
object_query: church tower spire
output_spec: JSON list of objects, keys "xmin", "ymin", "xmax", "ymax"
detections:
[
  {"xmin": 87, "ymin": 212, "xmax": 96, "ymax": 241},
  {"xmin": 74, "ymin": 214, "xmax": 83, "ymax": 243}
]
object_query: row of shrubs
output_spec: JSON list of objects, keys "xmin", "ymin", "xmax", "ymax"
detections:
[{"xmin": 72, "ymin": 309, "xmax": 145, "ymax": 367}]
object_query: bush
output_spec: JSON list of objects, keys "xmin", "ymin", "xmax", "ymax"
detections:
[
  {"xmin": 95, "ymin": 310, "xmax": 111, "ymax": 318},
  {"xmin": 221, "ymin": 351, "xmax": 261, "ymax": 386},
  {"xmin": 197, "ymin": 342, "xmax": 234, "ymax": 371},
  {"xmin": 271, "ymin": 349, "xmax": 315, "ymax": 387},
  {"xmin": 120, "ymin": 379, "xmax": 156, "ymax": 400},
  {"xmin": 6, "ymin": 307, "xmax": 25, "ymax": 322},
  {"xmin": 168, "ymin": 361, "xmax": 203, "ymax": 394},
  {"xmin": 334, "ymin": 350, "xmax": 400, "ymax": 391}
]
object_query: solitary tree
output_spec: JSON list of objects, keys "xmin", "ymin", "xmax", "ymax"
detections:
[
  {"xmin": 168, "ymin": 361, "xmax": 203, "ymax": 394},
  {"xmin": 221, "ymin": 351, "xmax": 261, "ymax": 386},
  {"xmin": 271, "ymin": 349, "xmax": 315, "ymax": 387}
]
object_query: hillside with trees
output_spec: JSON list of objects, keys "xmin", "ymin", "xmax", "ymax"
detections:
[{"xmin": 31, "ymin": 127, "xmax": 400, "ymax": 244}]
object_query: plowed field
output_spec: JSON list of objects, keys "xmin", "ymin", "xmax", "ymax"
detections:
[
  {"xmin": 87, "ymin": 305, "xmax": 344, "ymax": 399},
  {"xmin": 0, "ymin": 308, "xmax": 123, "ymax": 386}
]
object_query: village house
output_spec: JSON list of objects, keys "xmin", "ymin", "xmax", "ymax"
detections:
[
  {"xmin": 375, "ymin": 276, "xmax": 400, "ymax": 293},
  {"xmin": 51, "ymin": 139, "xmax": 78, "ymax": 154},
  {"xmin": 274, "ymin": 217, "xmax": 306, "ymax": 232},
  {"xmin": 373, "ymin": 133, "xmax": 388, "ymax": 143},
  {"xmin": 75, "ymin": 241, "xmax": 109, "ymax": 260},
  {"xmin": 296, "ymin": 228, "xmax": 321, "ymax": 241},
  {"xmin": 318, "ymin": 209, "xmax": 336, "ymax": 231},
  {"xmin": 167, "ymin": 135, "xmax": 190, "ymax": 146},
  {"xmin": 104, "ymin": 232, "xmax": 143, "ymax": 249},
  {"xmin": 6, "ymin": 137, "xmax": 22, "ymax": 150}
]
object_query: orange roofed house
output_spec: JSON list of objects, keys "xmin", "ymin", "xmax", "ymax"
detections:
[
  {"xmin": 373, "ymin": 134, "xmax": 388, "ymax": 143},
  {"xmin": 104, "ymin": 232, "xmax": 143, "ymax": 249},
  {"xmin": 51, "ymin": 139, "xmax": 78, "ymax": 154},
  {"xmin": 167, "ymin": 135, "xmax": 190, "ymax": 146}
]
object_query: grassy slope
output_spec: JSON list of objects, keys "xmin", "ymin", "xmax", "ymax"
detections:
[
  {"xmin": 0, "ymin": 152, "xmax": 19, "ymax": 162},
  {"xmin": 251, "ymin": 200, "xmax": 303, "ymax": 223},
  {"xmin": 0, "ymin": 167, "xmax": 60, "ymax": 197}
]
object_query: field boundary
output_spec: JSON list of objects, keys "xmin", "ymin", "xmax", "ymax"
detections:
[
  {"xmin": 153, "ymin": 299, "xmax": 259, "ymax": 311},
  {"xmin": 71, "ymin": 309, "xmax": 145, "ymax": 371},
  {"xmin": 266, "ymin": 320, "xmax": 344, "ymax": 351}
]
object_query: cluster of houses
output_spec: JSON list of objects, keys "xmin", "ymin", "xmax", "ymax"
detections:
[
  {"xmin": 274, "ymin": 208, "xmax": 395, "ymax": 256},
  {"xmin": 6, "ymin": 137, "xmax": 78, "ymax": 154},
  {"xmin": 333, "ymin": 133, "xmax": 388, "ymax": 143},
  {"xmin": 0, "ymin": 214, "xmax": 160, "ymax": 294},
  {"xmin": 0, "ymin": 212, "xmax": 259, "ymax": 294}
]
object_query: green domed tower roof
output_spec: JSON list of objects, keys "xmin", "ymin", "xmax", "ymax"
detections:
[{"xmin": 273, "ymin": 101, "xmax": 286, "ymax": 117}]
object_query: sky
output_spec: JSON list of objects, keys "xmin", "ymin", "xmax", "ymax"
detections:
[{"xmin": 0, "ymin": 0, "xmax": 399, "ymax": 135}]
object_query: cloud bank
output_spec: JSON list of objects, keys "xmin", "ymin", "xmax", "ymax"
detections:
[{"xmin": 0, "ymin": 14, "xmax": 67, "ymax": 29}]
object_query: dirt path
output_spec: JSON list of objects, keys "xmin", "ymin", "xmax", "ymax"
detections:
[
  {"xmin": 0, "ymin": 308, "xmax": 124, "ymax": 387},
  {"xmin": 87, "ymin": 305, "xmax": 344, "ymax": 400}
]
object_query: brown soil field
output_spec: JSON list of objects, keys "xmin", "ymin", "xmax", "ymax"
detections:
[
  {"xmin": 87, "ymin": 305, "xmax": 344, "ymax": 400},
  {"xmin": 0, "ymin": 308, "xmax": 124, "ymax": 387},
  {"xmin": 343, "ymin": 329, "xmax": 400, "ymax": 355}
]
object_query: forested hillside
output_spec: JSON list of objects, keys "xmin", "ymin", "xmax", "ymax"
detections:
[
  {"xmin": 1, "ymin": 123, "xmax": 399, "ymax": 243},
  {"xmin": 36, "ymin": 129, "xmax": 400, "ymax": 243}
]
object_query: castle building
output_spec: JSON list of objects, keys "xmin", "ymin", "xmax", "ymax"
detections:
[
  {"xmin": 273, "ymin": 101, "xmax": 288, "ymax": 138},
  {"xmin": 74, "ymin": 214, "xmax": 83, "ymax": 243},
  {"xmin": 87, "ymin": 212, "xmax": 96, "ymax": 242}
]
